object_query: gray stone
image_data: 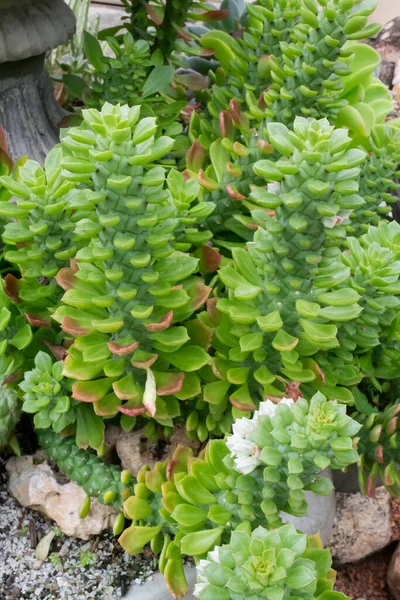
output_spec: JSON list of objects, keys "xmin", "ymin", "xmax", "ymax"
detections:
[
  {"xmin": 388, "ymin": 542, "xmax": 400, "ymax": 600},
  {"xmin": 329, "ymin": 487, "xmax": 392, "ymax": 564},
  {"xmin": 125, "ymin": 566, "xmax": 196, "ymax": 600},
  {"xmin": 6, "ymin": 456, "xmax": 118, "ymax": 540},
  {"xmin": 281, "ymin": 471, "xmax": 336, "ymax": 545}
]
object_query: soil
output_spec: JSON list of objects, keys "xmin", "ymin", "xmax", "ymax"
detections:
[{"xmin": 335, "ymin": 545, "xmax": 396, "ymax": 600}]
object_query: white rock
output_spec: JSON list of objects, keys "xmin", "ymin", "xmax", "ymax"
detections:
[
  {"xmin": 6, "ymin": 456, "xmax": 118, "ymax": 540},
  {"xmin": 328, "ymin": 486, "xmax": 392, "ymax": 563}
]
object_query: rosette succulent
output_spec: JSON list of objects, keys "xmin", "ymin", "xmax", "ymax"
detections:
[
  {"xmin": 194, "ymin": 524, "xmax": 346, "ymax": 600},
  {"xmin": 19, "ymin": 351, "xmax": 77, "ymax": 434}
]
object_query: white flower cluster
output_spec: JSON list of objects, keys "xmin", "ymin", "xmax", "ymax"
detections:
[
  {"xmin": 193, "ymin": 547, "xmax": 222, "ymax": 598},
  {"xmin": 226, "ymin": 398, "xmax": 294, "ymax": 474}
]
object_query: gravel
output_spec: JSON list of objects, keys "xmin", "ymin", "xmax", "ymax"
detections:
[{"xmin": 0, "ymin": 479, "xmax": 156, "ymax": 599}]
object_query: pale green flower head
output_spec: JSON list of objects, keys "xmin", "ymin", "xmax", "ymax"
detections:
[{"xmin": 306, "ymin": 392, "xmax": 360, "ymax": 440}]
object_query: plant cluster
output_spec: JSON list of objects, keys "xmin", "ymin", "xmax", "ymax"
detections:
[
  {"xmin": 65, "ymin": 32, "xmax": 187, "ymax": 127},
  {"xmin": 2, "ymin": 0, "xmax": 400, "ymax": 599}
]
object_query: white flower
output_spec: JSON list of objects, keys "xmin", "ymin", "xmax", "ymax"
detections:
[
  {"xmin": 254, "ymin": 397, "xmax": 294, "ymax": 420},
  {"xmin": 233, "ymin": 456, "xmax": 261, "ymax": 474},
  {"xmin": 196, "ymin": 559, "xmax": 211, "ymax": 583},
  {"xmin": 280, "ymin": 397, "xmax": 295, "ymax": 408},
  {"xmin": 226, "ymin": 416, "xmax": 261, "ymax": 474},
  {"xmin": 226, "ymin": 399, "xmax": 295, "ymax": 474},
  {"xmin": 208, "ymin": 546, "xmax": 221, "ymax": 564},
  {"xmin": 193, "ymin": 583, "xmax": 207, "ymax": 598}
]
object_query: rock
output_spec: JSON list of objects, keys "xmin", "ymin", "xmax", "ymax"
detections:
[
  {"xmin": 282, "ymin": 471, "xmax": 336, "ymax": 545},
  {"xmin": 379, "ymin": 60, "xmax": 396, "ymax": 87},
  {"xmin": 6, "ymin": 456, "xmax": 118, "ymax": 540},
  {"xmin": 388, "ymin": 542, "xmax": 400, "ymax": 600},
  {"xmin": 116, "ymin": 425, "xmax": 201, "ymax": 476},
  {"xmin": 370, "ymin": 17, "xmax": 400, "ymax": 88},
  {"xmin": 125, "ymin": 566, "xmax": 196, "ymax": 600},
  {"xmin": 56, "ymin": 576, "xmax": 68, "ymax": 588},
  {"xmin": 329, "ymin": 487, "xmax": 392, "ymax": 564}
]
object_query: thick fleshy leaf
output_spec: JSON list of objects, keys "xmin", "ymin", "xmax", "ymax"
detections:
[
  {"xmin": 180, "ymin": 527, "xmax": 223, "ymax": 556},
  {"xmin": 118, "ymin": 525, "xmax": 162, "ymax": 555},
  {"xmin": 166, "ymin": 346, "xmax": 210, "ymax": 372}
]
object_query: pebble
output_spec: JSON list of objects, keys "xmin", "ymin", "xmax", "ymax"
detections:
[{"xmin": 57, "ymin": 576, "xmax": 68, "ymax": 587}]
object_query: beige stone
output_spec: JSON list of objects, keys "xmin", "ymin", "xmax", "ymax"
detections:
[
  {"xmin": 328, "ymin": 487, "xmax": 392, "ymax": 564},
  {"xmin": 6, "ymin": 456, "xmax": 118, "ymax": 540}
]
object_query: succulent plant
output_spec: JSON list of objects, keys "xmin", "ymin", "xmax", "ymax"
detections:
[
  {"xmin": 198, "ymin": 0, "xmax": 382, "ymax": 144},
  {"xmin": 37, "ymin": 428, "xmax": 134, "ymax": 533},
  {"xmin": 0, "ymin": 127, "xmax": 13, "ymax": 202},
  {"xmin": 19, "ymin": 351, "xmax": 77, "ymax": 434},
  {"xmin": 43, "ymin": 103, "xmax": 214, "ymax": 438},
  {"xmin": 0, "ymin": 147, "xmax": 98, "ymax": 316},
  {"xmin": 208, "ymin": 117, "xmax": 400, "ymax": 412},
  {"xmin": 176, "ymin": 0, "xmax": 246, "ymax": 78},
  {"xmin": 0, "ymin": 277, "xmax": 37, "ymax": 450},
  {"xmin": 186, "ymin": 15, "xmax": 393, "ymax": 247},
  {"xmin": 354, "ymin": 123, "xmax": 400, "ymax": 233},
  {"xmin": 47, "ymin": 0, "xmax": 100, "ymax": 104},
  {"xmin": 194, "ymin": 524, "xmax": 346, "ymax": 600},
  {"xmin": 76, "ymin": 33, "xmax": 186, "ymax": 127},
  {"xmin": 4, "ymin": 6, "xmax": 400, "ymax": 597},
  {"xmin": 118, "ymin": 394, "xmax": 359, "ymax": 596},
  {"xmin": 353, "ymin": 399, "xmax": 400, "ymax": 497},
  {"xmin": 0, "ymin": 355, "xmax": 23, "ymax": 450}
]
